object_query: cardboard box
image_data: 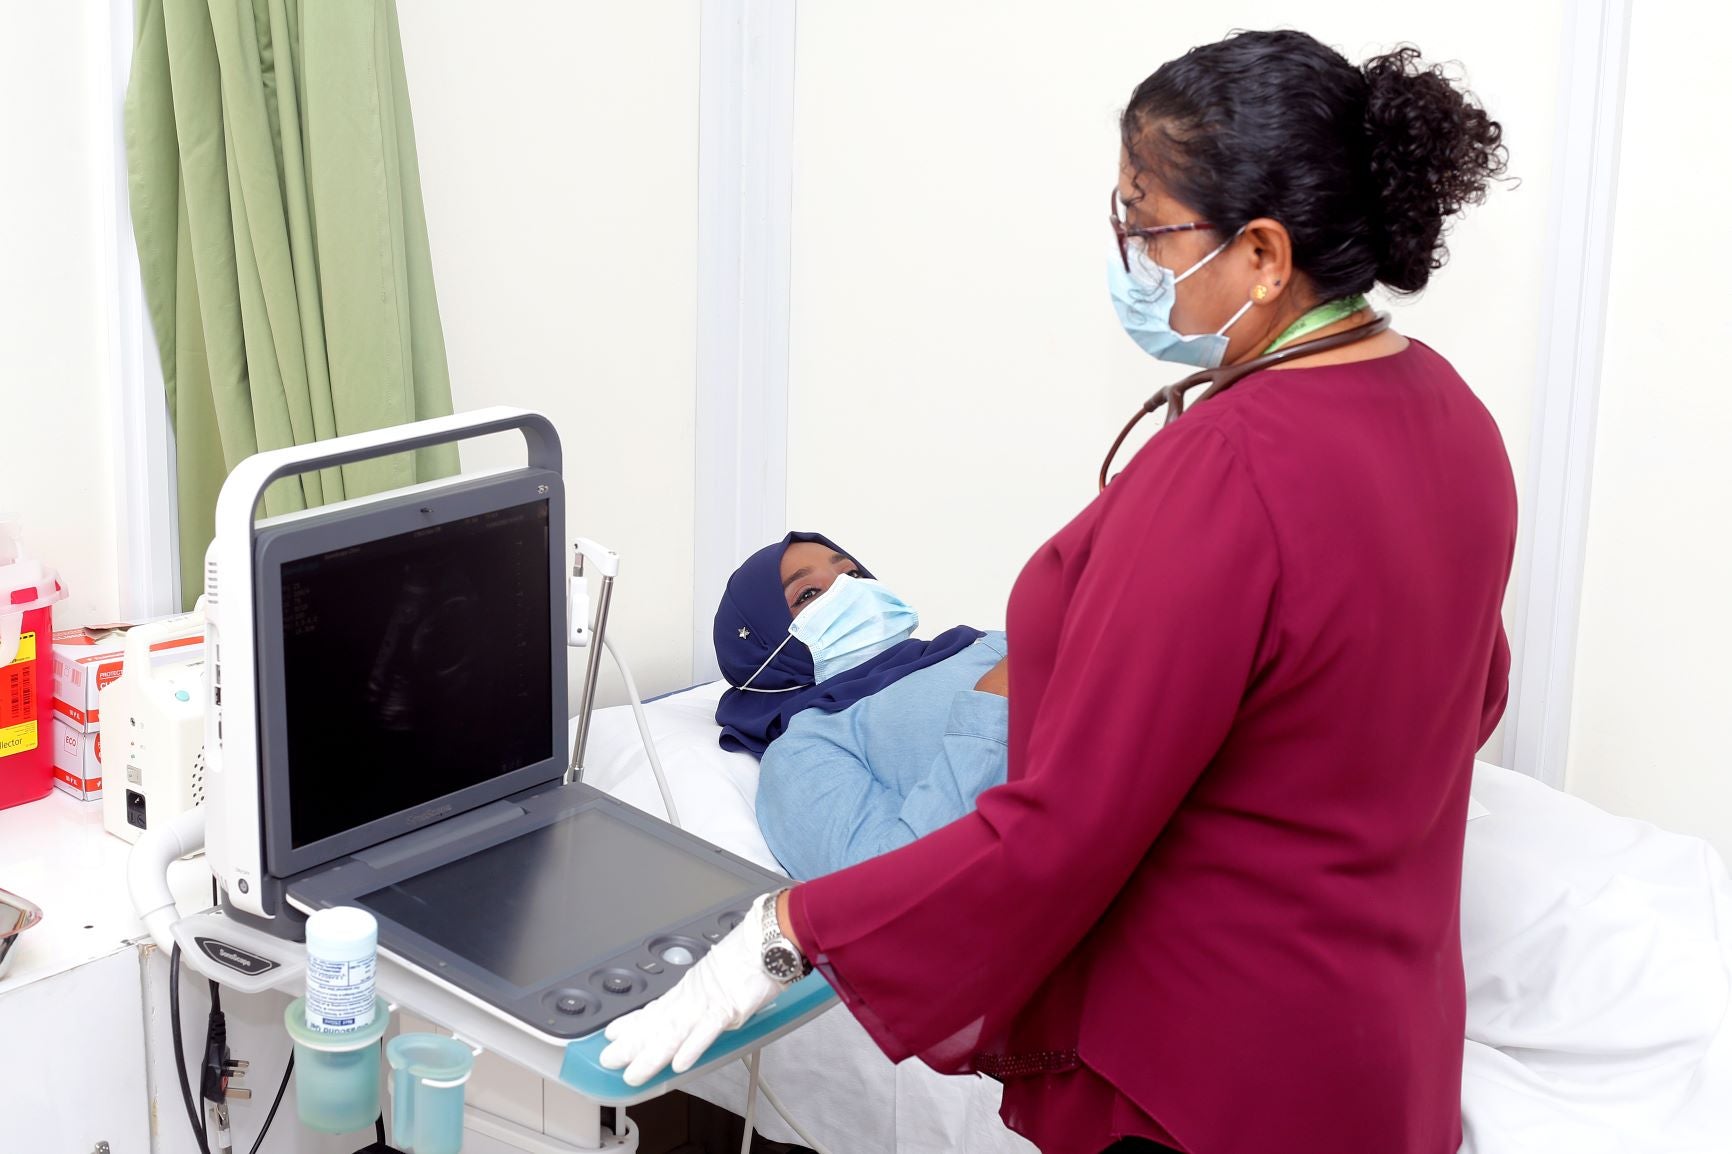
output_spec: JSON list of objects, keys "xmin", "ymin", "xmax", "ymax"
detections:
[
  {"xmin": 51, "ymin": 621, "xmax": 203, "ymax": 732},
  {"xmin": 50, "ymin": 717, "xmax": 102, "ymax": 800}
]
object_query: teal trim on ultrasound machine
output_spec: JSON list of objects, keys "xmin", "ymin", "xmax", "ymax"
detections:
[{"xmin": 558, "ymin": 972, "xmax": 835, "ymax": 1100}]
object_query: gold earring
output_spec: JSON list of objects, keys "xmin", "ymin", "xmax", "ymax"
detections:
[{"xmin": 1253, "ymin": 284, "xmax": 1270, "ymax": 302}]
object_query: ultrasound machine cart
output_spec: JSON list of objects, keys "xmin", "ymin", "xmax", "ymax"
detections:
[{"xmin": 136, "ymin": 409, "xmax": 834, "ymax": 1149}]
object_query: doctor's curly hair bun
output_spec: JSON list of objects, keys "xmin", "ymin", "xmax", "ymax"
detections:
[
  {"xmin": 1362, "ymin": 46, "xmax": 1508, "ymax": 291},
  {"xmin": 1121, "ymin": 30, "xmax": 1509, "ymax": 297}
]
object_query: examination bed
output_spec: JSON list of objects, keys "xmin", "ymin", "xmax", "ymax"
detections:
[{"xmin": 578, "ymin": 682, "xmax": 1732, "ymax": 1154}]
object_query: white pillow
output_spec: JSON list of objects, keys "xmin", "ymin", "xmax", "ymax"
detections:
[
  {"xmin": 576, "ymin": 682, "xmax": 785, "ymax": 875},
  {"xmin": 1460, "ymin": 763, "xmax": 1732, "ymax": 1153},
  {"xmin": 1461, "ymin": 763, "xmax": 1732, "ymax": 1062}
]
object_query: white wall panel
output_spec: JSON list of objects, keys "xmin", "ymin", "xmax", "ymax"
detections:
[
  {"xmin": 398, "ymin": 1, "xmax": 703, "ymax": 708},
  {"xmin": 1566, "ymin": 2, "xmax": 1732, "ymax": 857},
  {"xmin": 784, "ymin": 3, "xmax": 1562, "ymax": 648}
]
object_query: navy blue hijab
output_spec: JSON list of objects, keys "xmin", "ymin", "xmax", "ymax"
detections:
[{"xmin": 713, "ymin": 531, "xmax": 985, "ymax": 757}]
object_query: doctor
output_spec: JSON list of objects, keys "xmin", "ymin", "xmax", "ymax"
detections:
[{"xmin": 605, "ymin": 29, "xmax": 1515, "ymax": 1154}]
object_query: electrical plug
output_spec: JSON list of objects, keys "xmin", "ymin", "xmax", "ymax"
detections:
[{"xmin": 199, "ymin": 1001, "xmax": 249, "ymax": 1106}]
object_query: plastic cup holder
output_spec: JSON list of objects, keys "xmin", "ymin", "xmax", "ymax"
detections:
[
  {"xmin": 543, "ymin": 987, "xmax": 602, "ymax": 1018},
  {"xmin": 647, "ymin": 934, "xmax": 708, "ymax": 968},
  {"xmin": 283, "ymin": 997, "xmax": 391, "ymax": 1134},
  {"xmin": 387, "ymin": 1034, "xmax": 474, "ymax": 1154},
  {"xmin": 590, "ymin": 967, "xmax": 647, "ymax": 997}
]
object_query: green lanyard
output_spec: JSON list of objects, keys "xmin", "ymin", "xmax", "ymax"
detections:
[{"xmin": 1263, "ymin": 293, "xmax": 1370, "ymax": 354}]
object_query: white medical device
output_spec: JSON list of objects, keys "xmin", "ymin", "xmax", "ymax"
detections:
[
  {"xmin": 127, "ymin": 409, "xmax": 832, "ymax": 1154},
  {"xmin": 175, "ymin": 408, "xmax": 830, "ymax": 1067},
  {"xmin": 100, "ymin": 611, "xmax": 207, "ymax": 843}
]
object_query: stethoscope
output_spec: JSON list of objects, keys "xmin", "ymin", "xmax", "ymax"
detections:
[{"xmin": 1098, "ymin": 311, "xmax": 1393, "ymax": 491}]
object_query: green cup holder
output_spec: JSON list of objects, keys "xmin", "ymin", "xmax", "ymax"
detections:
[{"xmin": 283, "ymin": 996, "xmax": 391, "ymax": 1134}]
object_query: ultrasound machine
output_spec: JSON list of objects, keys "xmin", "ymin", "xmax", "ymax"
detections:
[{"xmin": 134, "ymin": 409, "xmax": 833, "ymax": 1147}]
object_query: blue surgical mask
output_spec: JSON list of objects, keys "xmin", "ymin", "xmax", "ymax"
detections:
[
  {"xmin": 1107, "ymin": 231, "xmax": 1253, "ymax": 369},
  {"xmin": 787, "ymin": 574, "xmax": 919, "ymax": 682}
]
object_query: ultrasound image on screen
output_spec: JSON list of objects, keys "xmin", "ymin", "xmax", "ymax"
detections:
[
  {"xmin": 358, "ymin": 809, "xmax": 754, "ymax": 989},
  {"xmin": 282, "ymin": 501, "xmax": 553, "ymax": 849}
]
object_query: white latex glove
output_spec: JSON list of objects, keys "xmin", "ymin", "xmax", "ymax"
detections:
[{"xmin": 599, "ymin": 892, "xmax": 788, "ymax": 1086}]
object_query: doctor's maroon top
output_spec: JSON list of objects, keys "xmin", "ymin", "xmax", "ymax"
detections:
[{"xmin": 788, "ymin": 340, "xmax": 1517, "ymax": 1154}]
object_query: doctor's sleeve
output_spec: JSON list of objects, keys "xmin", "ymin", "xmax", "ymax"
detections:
[{"xmin": 787, "ymin": 422, "xmax": 1281, "ymax": 1069}]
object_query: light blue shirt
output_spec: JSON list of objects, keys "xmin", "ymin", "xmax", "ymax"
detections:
[{"xmin": 756, "ymin": 631, "xmax": 1010, "ymax": 879}]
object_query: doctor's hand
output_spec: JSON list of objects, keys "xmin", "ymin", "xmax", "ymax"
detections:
[{"xmin": 599, "ymin": 893, "xmax": 788, "ymax": 1086}]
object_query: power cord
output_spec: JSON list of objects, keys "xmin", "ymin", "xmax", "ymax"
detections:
[
  {"xmin": 734, "ymin": 1051, "xmax": 836, "ymax": 1154},
  {"xmin": 247, "ymin": 1054, "xmax": 294, "ymax": 1154},
  {"xmin": 200, "ymin": 980, "xmax": 253, "ymax": 1127},
  {"xmin": 203, "ymin": 979, "xmax": 234, "ymax": 1154},
  {"xmin": 170, "ymin": 944, "xmax": 212, "ymax": 1154},
  {"xmin": 170, "ymin": 943, "xmax": 301, "ymax": 1154},
  {"xmin": 602, "ymin": 635, "xmax": 680, "ymax": 827}
]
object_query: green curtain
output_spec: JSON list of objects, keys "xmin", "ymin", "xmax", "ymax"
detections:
[{"xmin": 125, "ymin": 0, "xmax": 458, "ymax": 607}]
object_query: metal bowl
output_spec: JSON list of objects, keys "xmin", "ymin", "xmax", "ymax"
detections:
[{"xmin": 0, "ymin": 886, "xmax": 44, "ymax": 982}]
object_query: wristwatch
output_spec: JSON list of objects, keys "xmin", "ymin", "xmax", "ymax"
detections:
[{"xmin": 759, "ymin": 889, "xmax": 811, "ymax": 984}]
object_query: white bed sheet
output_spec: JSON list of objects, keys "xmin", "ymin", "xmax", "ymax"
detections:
[
  {"xmin": 582, "ymin": 683, "xmax": 1035, "ymax": 1153},
  {"xmin": 1457, "ymin": 765, "xmax": 1732, "ymax": 1154},
  {"xmin": 581, "ymin": 683, "xmax": 1732, "ymax": 1153}
]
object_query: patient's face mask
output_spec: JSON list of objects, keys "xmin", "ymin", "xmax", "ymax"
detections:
[
  {"xmin": 1107, "ymin": 230, "xmax": 1252, "ymax": 369},
  {"xmin": 788, "ymin": 574, "xmax": 919, "ymax": 682}
]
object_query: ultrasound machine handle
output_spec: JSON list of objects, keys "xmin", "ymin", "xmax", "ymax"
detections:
[
  {"xmin": 557, "ymin": 971, "xmax": 836, "ymax": 1105},
  {"xmin": 218, "ymin": 407, "xmax": 562, "ymax": 533},
  {"xmin": 120, "ymin": 608, "xmax": 205, "ymax": 683}
]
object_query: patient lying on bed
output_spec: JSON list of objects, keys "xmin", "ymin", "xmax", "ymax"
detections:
[{"xmin": 711, "ymin": 531, "xmax": 1009, "ymax": 879}]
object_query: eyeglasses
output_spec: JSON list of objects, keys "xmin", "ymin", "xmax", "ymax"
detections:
[{"xmin": 1109, "ymin": 188, "xmax": 1214, "ymax": 272}]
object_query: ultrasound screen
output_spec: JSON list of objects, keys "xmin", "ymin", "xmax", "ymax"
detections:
[{"xmin": 280, "ymin": 500, "xmax": 553, "ymax": 849}]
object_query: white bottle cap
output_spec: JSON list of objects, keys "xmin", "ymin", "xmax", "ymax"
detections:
[{"xmin": 306, "ymin": 906, "xmax": 378, "ymax": 959}]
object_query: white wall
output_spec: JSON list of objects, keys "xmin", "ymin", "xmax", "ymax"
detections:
[
  {"xmin": 785, "ymin": 3, "xmax": 1561, "ymax": 646},
  {"xmin": 397, "ymin": 1, "xmax": 702, "ymax": 708},
  {"xmin": 0, "ymin": 3, "xmax": 123, "ymax": 629},
  {"xmin": 1565, "ymin": 4, "xmax": 1732, "ymax": 858}
]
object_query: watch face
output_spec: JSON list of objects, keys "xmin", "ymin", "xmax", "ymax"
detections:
[{"xmin": 763, "ymin": 943, "xmax": 802, "ymax": 982}]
